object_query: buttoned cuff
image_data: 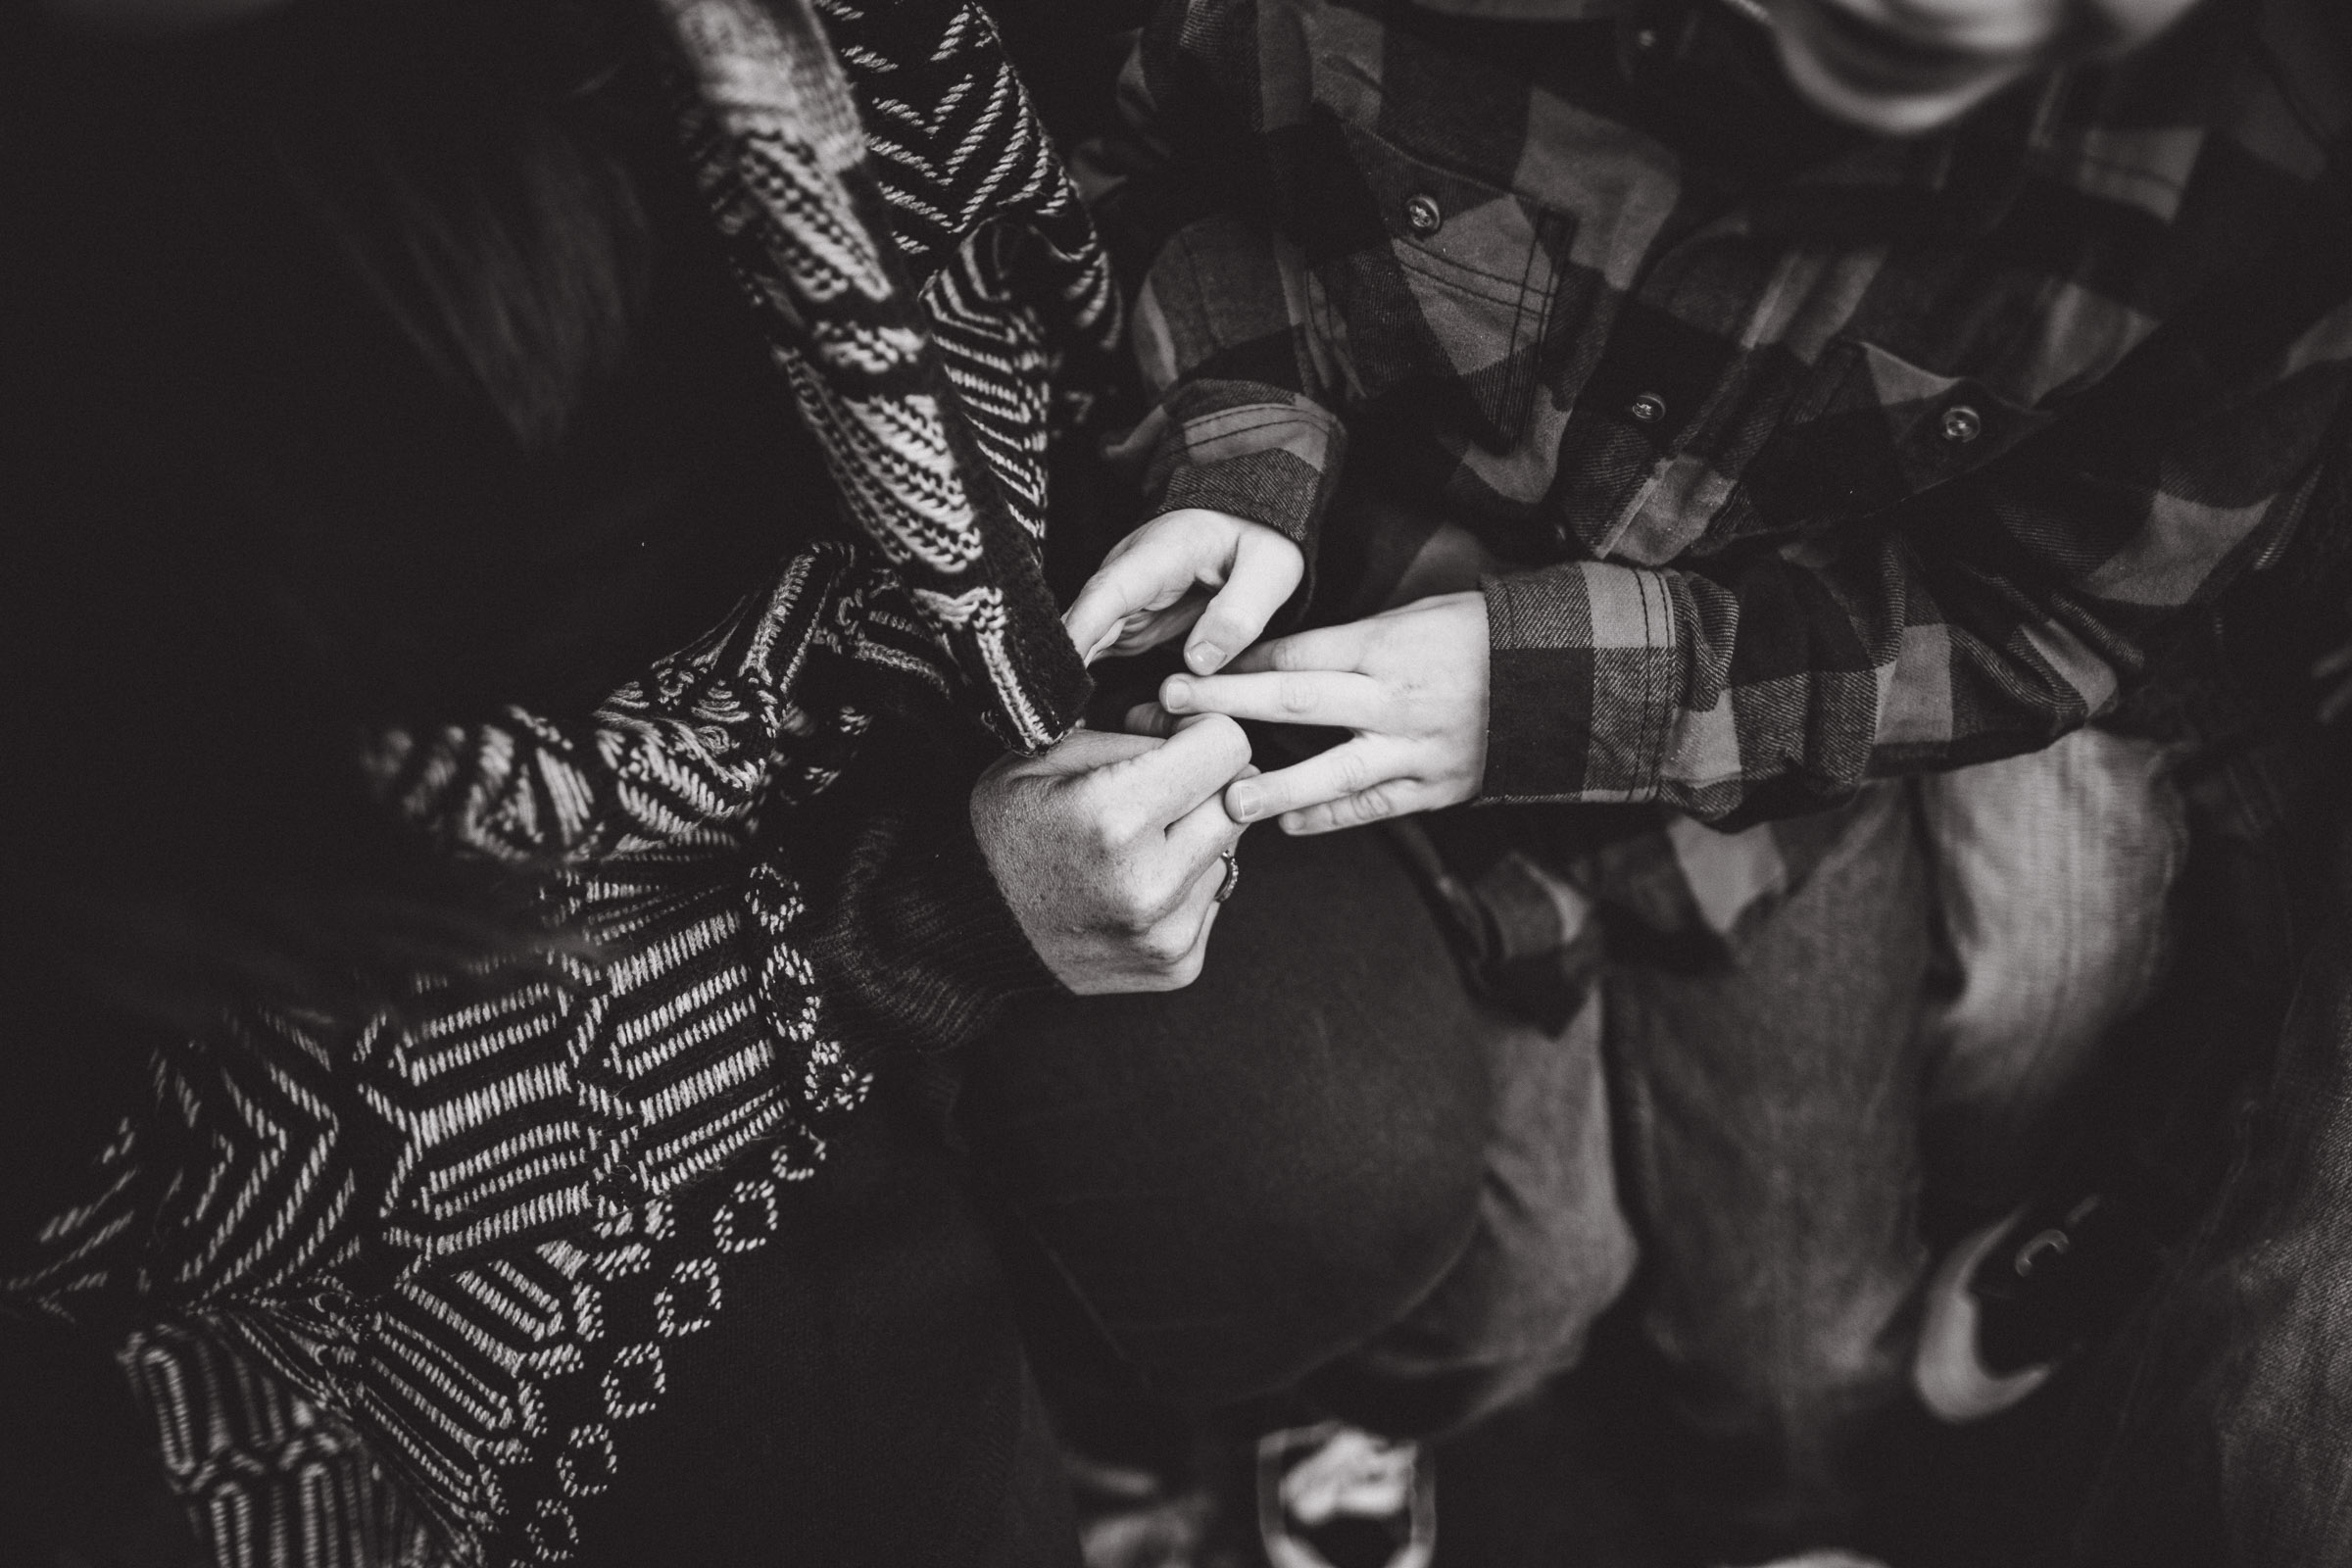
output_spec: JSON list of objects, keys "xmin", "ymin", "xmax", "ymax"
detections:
[{"xmin": 1479, "ymin": 561, "xmax": 1690, "ymax": 804}]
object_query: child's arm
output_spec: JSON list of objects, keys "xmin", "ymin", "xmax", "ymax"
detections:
[
  {"xmin": 1065, "ymin": 0, "xmax": 1350, "ymax": 673},
  {"xmin": 1161, "ymin": 288, "xmax": 2352, "ymax": 835}
]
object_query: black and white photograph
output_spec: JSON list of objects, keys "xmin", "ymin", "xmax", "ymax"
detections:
[{"xmin": 5, "ymin": 0, "xmax": 2349, "ymax": 1563}]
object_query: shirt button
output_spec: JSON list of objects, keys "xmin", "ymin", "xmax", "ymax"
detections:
[
  {"xmin": 1940, "ymin": 404, "xmax": 1984, "ymax": 444},
  {"xmin": 1628, "ymin": 392, "xmax": 1668, "ymax": 424},
  {"xmin": 1404, "ymin": 194, "xmax": 1444, "ymax": 237},
  {"xmin": 1633, "ymin": 26, "xmax": 1660, "ymax": 51}
]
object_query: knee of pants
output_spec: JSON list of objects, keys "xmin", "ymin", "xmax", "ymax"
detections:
[
  {"xmin": 1920, "ymin": 726, "xmax": 2187, "ymax": 1103},
  {"xmin": 1642, "ymin": 1256, "xmax": 1919, "ymax": 1445},
  {"xmin": 1308, "ymin": 991, "xmax": 1641, "ymax": 1436},
  {"xmin": 1102, "ymin": 1069, "xmax": 1494, "ymax": 1406},
  {"xmin": 965, "ymin": 820, "xmax": 1498, "ymax": 1407},
  {"xmin": 1324, "ymin": 1199, "xmax": 1639, "ymax": 1439}
]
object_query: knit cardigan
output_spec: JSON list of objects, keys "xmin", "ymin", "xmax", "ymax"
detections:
[{"xmin": 1, "ymin": 1, "xmax": 1112, "ymax": 1561}]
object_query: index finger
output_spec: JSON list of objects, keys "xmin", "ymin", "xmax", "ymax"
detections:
[{"xmin": 1222, "ymin": 619, "xmax": 1375, "ymax": 676}]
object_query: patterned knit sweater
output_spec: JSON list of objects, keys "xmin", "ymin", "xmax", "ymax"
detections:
[{"xmin": 1, "ymin": 0, "xmax": 1113, "ymax": 1560}]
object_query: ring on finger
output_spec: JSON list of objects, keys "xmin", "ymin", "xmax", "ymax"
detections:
[{"xmin": 1213, "ymin": 849, "xmax": 1242, "ymax": 904}]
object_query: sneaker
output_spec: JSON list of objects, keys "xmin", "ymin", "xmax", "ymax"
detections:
[
  {"xmin": 1256, "ymin": 1423, "xmax": 1434, "ymax": 1568},
  {"xmin": 1912, "ymin": 1190, "xmax": 2164, "ymax": 1423}
]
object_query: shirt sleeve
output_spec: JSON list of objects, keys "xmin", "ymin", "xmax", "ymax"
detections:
[
  {"xmin": 1481, "ymin": 281, "xmax": 2352, "ymax": 826},
  {"xmin": 1085, "ymin": 0, "xmax": 1350, "ymax": 561}
]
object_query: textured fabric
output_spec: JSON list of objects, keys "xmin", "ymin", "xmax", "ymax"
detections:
[
  {"xmin": 1090, "ymin": 0, "xmax": 2352, "ymax": 981},
  {"xmin": 1308, "ymin": 986, "xmax": 1635, "ymax": 1442},
  {"xmin": 962, "ymin": 821, "xmax": 1491, "ymax": 1411},
  {"xmin": 3, "ymin": 2, "xmax": 1117, "ymax": 1562},
  {"xmin": 660, "ymin": 0, "xmax": 1116, "ymax": 751},
  {"xmin": 1914, "ymin": 726, "xmax": 2188, "ymax": 1204},
  {"xmin": 1600, "ymin": 781, "xmax": 1937, "ymax": 1556}
]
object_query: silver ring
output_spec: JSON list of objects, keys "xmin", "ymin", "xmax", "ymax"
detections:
[{"xmin": 1213, "ymin": 849, "xmax": 1242, "ymax": 904}]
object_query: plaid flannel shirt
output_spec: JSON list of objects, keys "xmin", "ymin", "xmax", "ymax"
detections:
[{"xmin": 1089, "ymin": 0, "xmax": 2352, "ymax": 971}]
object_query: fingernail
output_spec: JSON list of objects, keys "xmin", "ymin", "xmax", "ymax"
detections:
[
  {"xmin": 1164, "ymin": 677, "xmax": 1193, "ymax": 709},
  {"xmin": 1227, "ymin": 783, "xmax": 1259, "ymax": 820},
  {"xmin": 1188, "ymin": 641, "xmax": 1224, "ymax": 673}
]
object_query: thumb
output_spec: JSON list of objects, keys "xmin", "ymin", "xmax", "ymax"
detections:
[{"xmin": 1183, "ymin": 525, "xmax": 1303, "ymax": 674}]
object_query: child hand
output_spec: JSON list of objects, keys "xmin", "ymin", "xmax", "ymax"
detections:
[
  {"xmin": 1152, "ymin": 591, "xmax": 1490, "ymax": 834},
  {"xmin": 1062, "ymin": 509, "xmax": 1304, "ymax": 676}
]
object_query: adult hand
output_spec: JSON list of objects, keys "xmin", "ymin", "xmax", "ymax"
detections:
[
  {"xmin": 1062, "ymin": 509, "xmax": 1304, "ymax": 675},
  {"xmin": 971, "ymin": 715, "xmax": 1252, "ymax": 993},
  {"xmin": 1151, "ymin": 591, "xmax": 1490, "ymax": 835}
]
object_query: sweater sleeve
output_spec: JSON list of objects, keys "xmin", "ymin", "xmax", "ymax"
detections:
[{"xmin": 799, "ymin": 747, "xmax": 1064, "ymax": 1057}]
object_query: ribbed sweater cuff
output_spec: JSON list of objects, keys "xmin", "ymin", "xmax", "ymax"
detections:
[{"xmin": 805, "ymin": 797, "xmax": 1063, "ymax": 1057}]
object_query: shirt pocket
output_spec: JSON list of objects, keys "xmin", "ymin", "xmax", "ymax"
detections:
[
  {"xmin": 1306, "ymin": 118, "xmax": 1570, "ymax": 454},
  {"xmin": 1735, "ymin": 336, "xmax": 2059, "ymax": 533}
]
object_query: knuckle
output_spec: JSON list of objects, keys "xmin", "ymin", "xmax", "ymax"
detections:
[
  {"xmin": 1073, "ymin": 786, "xmax": 1138, "ymax": 848},
  {"xmin": 1107, "ymin": 803, "xmax": 1152, "ymax": 846},
  {"xmin": 1083, "ymin": 808, "xmax": 1124, "ymax": 857},
  {"xmin": 1280, "ymin": 674, "xmax": 1315, "ymax": 715}
]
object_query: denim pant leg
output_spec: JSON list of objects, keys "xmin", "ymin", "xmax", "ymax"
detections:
[
  {"xmin": 1916, "ymin": 725, "xmax": 2189, "ymax": 1208},
  {"xmin": 1604, "ymin": 779, "xmax": 1935, "ymax": 1543},
  {"xmin": 1307, "ymin": 985, "xmax": 1640, "ymax": 1440},
  {"xmin": 961, "ymin": 822, "xmax": 1494, "ymax": 1413}
]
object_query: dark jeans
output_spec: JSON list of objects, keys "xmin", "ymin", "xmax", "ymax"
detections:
[
  {"xmin": 964, "ymin": 771, "xmax": 2174, "ymax": 1561},
  {"xmin": 962, "ymin": 817, "xmax": 1633, "ymax": 1453},
  {"xmin": 959, "ymin": 788, "xmax": 1948, "ymax": 1508},
  {"xmin": 960, "ymin": 778, "xmax": 2125, "ymax": 1556},
  {"xmin": 1600, "ymin": 780, "xmax": 1936, "ymax": 1550},
  {"xmin": 959, "ymin": 821, "xmax": 1502, "ymax": 1417}
]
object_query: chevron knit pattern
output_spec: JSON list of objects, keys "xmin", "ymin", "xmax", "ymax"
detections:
[
  {"xmin": 3, "ymin": 4, "xmax": 1121, "ymax": 1562},
  {"xmin": 660, "ymin": 0, "xmax": 1116, "ymax": 751}
]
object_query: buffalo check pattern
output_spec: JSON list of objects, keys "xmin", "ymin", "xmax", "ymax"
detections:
[{"xmin": 1091, "ymin": 0, "xmax": 2352, "ymax": 953}]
